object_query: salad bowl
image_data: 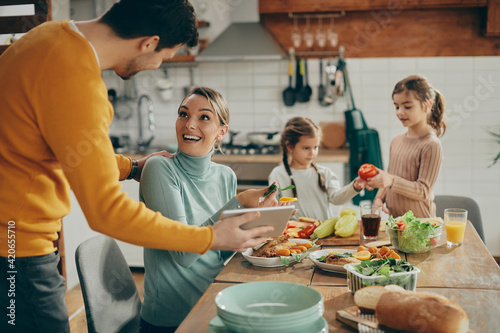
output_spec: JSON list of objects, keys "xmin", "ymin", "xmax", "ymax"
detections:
[{"xmin": 385, "ymin": 211, "xmax": 442, "ymax": 253}]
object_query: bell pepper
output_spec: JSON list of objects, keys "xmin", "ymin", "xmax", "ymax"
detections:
[{"xmin": 298, "ymin": 223, "xmax": 317, "ymax": 239}]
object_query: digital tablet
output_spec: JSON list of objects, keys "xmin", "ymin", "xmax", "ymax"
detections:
[{"xmin": 221, "ymin": 206, "xmax": 295, "ymax": 238}]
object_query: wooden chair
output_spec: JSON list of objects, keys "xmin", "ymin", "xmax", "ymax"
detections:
[
  {"xmin": 75, "ymin": 235, "xmax": 141, "ymax": 333},
  {"xmin": 434, "ymin": 195, "xmax": 485, "ymax": 243}
]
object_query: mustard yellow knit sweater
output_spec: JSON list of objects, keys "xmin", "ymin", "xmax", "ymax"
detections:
[{"xmin": 0, "ymin": 21, "xmax": 212, "ymax": 257}]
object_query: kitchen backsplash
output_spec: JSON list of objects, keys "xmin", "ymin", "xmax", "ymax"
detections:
[{"xmin": 103, "ymin": 56, "xmax": 500, "ymax": 253}]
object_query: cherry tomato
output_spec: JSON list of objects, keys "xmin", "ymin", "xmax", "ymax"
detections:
[
  {"xmin": 358, "ymin": 163, "xmax": 378, "ymax": 181},
  {"xmin": 298, "ymin": 223, "xmax": 317, "ymax": 239},
  {"xmin": 430, "ymin": 237, "xmax": 437, "ymax": 246}
]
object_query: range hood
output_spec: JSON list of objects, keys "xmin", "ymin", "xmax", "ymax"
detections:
[{"xmin": 196, "ymin": 22, "xmax": 286, "ymax": 62}]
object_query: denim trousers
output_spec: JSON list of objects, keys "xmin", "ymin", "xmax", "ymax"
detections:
[{"xmin": 0, "ymin": 251, "xmax": 69, "ymax": 333}]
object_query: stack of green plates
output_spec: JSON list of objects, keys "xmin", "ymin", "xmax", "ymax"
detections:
[{"xmin": 213, "ymin": 281, "xmax": 328, "ymax": 333}]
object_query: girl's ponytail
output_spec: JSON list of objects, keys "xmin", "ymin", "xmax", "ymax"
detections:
[
  {"xmin": 429, "ymin": 88, "xmax": 446, "ymax": 137},
  {"xmin": 282, "ymin": 150, "xmax": 298, "ymax": 197}
]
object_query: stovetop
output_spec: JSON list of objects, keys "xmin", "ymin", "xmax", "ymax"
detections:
[{"xmin": 216, "ymin": 144, "xmax": 280, "ymax": 156}]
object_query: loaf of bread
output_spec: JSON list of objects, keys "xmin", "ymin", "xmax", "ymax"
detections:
[
  {"xmin": 376, "ymin": 290, "xmax": 469, "ymax": 333},
  {"xmin": 354, "ymin": 285, "xmax": 405, "ymax": 313}
]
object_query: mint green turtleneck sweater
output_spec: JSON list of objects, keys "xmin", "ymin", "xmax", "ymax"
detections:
[{"xmin": 139, "ymin": 150, "xmax": 240, "ymax": 326}]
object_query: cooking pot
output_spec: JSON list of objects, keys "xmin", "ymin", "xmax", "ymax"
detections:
[{"xmin": 247, "ymin": 132, "xmax": 281, "ymax": 146}]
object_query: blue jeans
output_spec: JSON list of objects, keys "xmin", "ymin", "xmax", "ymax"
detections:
[{"xmin": 0, "ymin": 252, "xmax": 69, "ymax": 333}]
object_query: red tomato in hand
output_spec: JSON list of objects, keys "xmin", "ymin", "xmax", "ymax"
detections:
[{"xmin": 358, "ymin": 164, "xmax": 378, "ymax": 181}]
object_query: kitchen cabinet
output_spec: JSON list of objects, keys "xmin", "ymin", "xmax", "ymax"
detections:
[{"xmin": 258, "ymin": 0, "xmax": 500, "ymax": 57}]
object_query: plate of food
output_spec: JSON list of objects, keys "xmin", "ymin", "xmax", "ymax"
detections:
[
  {"xmin": 308, "ymin": 249, "xmax": 361, "ymax": 273},
  {"xmin": 242, "ymin": 235, "xmax": 318, "ymax": 267}
]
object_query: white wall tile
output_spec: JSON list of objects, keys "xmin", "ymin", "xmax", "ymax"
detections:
[
  {"xmin": 227, "ymin": 101, "xmax": 254, "ymax": 115},
  {"xmin": 227, "ymin": 73, "xmax": 253, "ymax": 88},
  {"xmin": 417, "ymin": 57, "xmax": 445, "ymax": 71},
  {"xmin": 360, "ymin": 58, "xmax": 390, "ymax": 71},
  {"xmin": 200, "ymin": 63, "xmax": 227, "ymax": 76},
  {"xmin": 254, "ymin": 73, "xmax": 281, "ymax": 87},
  {"xmin": 253, "ymin": 61, "xmax": 281, "ymax": 74},
  {"xmin": 444, "ymin": 57, "xmax": 474, "ymax": 71},
  {"xmin": 389, "ymin": 58, "xmax": 417, "ymax": 72},
  {"xmin": 473, "ymin": 56, "xmax": 500, "ymax": 70},
  {"xmin": 226, "ymin": 62, "xmax": 253, "ymax": 74}
]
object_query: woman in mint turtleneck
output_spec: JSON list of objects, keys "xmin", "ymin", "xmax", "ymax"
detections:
[{"xmin": 138, "ymin": 87, "xmax": 281, "ymax": 332}]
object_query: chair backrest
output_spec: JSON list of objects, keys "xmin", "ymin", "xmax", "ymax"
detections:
[
  {"xmin": 75, "ymin": 235, "xmax": 141, "ymax": 333},
  {"xmin": 434, "ymin": 195, "xmax": 485, "ymax": 243}
]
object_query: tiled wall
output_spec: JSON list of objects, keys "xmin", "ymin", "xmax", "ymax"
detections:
[{"xmin": 104, "ymin": 56, "xmax": 500, "ymax": 255}]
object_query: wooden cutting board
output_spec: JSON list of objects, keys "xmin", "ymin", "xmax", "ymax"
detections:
[
  {"xmin": 285, "ymin": 220, "xmax": 361, "ymax": 246},
  {"xmin": 336, "ymin": 306, "xmax": 383, "ymax": 331}
]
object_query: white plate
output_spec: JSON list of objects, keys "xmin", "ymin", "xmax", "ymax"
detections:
[
  {"xmin": 308, "ymin": 249, "xmax": 357, "ymax": 274},
  {"xmin": 242, "ymin": 239, "xmax": 314, "ymax": 268}
]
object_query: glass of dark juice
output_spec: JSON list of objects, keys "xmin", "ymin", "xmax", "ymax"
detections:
[{"xmin": 360, "ymin": 202, "xmax": 381, "ymax": 240}]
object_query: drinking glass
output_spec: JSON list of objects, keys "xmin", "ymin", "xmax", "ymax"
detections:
[
  {"xmin": 315, "ymin": 17, "xmax": 326, "ymax": 48},
  {"xmin": 360, "ymin": 202, "xmax": 381, "ymax": 241},
  {"xmin": 327, "ymin": 17, "xmax": 338, "ymax": 47},
  {"xmin": 444, "ymin": 208, "xmax": 467, "ymax": 246},
  {"xmin": 303, "ymin": 17, "xmax": 314, "ymax": 48},
  {"xmin": 291, "ymin": 17, "xmax": 301, "ymax": 48}
]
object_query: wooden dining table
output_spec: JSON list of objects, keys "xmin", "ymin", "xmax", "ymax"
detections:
[{"xmin": 177, "ymin": 221, "xmax": 500, "ymax": 332}]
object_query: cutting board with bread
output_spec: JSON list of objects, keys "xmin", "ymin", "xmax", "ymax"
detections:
[{"xmin": 337, "ymin": 285, "xmax": 471, "ymax": 333}]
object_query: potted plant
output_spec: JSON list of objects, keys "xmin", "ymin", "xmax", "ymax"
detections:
[{"xmin": 484, "ymin": 126, "xmax": 500, "ymax": 167}]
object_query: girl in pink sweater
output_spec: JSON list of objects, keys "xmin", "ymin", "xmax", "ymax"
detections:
[{"xmin": 368, "ymin": 75, "xmax": 446, "ymax": 218}]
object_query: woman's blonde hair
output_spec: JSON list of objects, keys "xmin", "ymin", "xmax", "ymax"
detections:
[
  {"xmin": 280, "ymin": 117, "xmax": 326, "ymax": 197},
  {"xmin": 183, "ymin": 86, "xmax": 229, "ymax": 151},
  {"xmin": 392, "ymin": 75, "xmax": 446, "ymax": 137}
]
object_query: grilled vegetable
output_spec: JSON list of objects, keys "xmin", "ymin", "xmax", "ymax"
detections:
[
  {"xmin": 311, "ymin": 216, "xmax": 339, "ymax": 239},
  {"xmin": 297, "ymin": 223, "xmax": 317, "ymax": 238}
]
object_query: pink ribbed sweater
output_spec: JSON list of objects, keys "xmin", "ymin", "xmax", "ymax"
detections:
[{"xmin": 375, "ymin": 132, "xmax": 443, "ymax": 218}]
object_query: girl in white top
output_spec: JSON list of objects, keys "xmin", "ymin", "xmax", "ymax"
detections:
[{"xmin": 269, "ymin": 117, "xmax": 366, "ymax": 220}]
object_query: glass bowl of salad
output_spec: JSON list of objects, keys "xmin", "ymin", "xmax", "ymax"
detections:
[
  {"xmin": 385, "ymin": 211, "xmax": 442, "ymax": 254},
  {"xmin": 344, "ymin": 258, "xmax": 420, "ymax": 293}
]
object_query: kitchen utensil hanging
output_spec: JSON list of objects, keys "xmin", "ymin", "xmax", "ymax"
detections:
[
  {"xmin": 282, "ymin": 58, "xmax": 296, "ymax": 106},
  {"xmin": 321, "ymin": 59, "xmax": 336, "ymax": 106},
  {"xmin": 297, "ymin": 59, "xmax": 311, "ymax": 103},
  {"xmin": 334, "ymin": 58, "xmax": 346, "ymax": 96},
  {"xmin": 294, "ymin": 57, "xmax": 303, "ymax": 96},
  {"xmin": 318, "ymin": 59, "xmax": 326, "ymax": 103}
]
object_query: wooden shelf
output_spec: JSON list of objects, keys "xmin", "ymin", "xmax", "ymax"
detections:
[{"xmin": 259, "ymin": 0, "xmax": 488, "ymax": 14}]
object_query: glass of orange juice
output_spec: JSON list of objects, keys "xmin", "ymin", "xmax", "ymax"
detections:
[{"xmin": 444, "ymin": 208, "xmax": 467, "ymax": 246}]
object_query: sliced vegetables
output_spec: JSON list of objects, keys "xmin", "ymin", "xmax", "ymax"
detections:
[{"xmin": 311, "ymin": 217, "xmax": 339, "ymax": 239}]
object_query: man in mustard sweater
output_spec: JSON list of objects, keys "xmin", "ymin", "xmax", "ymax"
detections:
[{"xmin": 0, "ymin": 1, "xmax": 274, "ymax": 332}]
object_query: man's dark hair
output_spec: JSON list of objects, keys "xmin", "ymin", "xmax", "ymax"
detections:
[{"xmin": 99, "ymin": 0, "xmax": 198, "ymax": 51}]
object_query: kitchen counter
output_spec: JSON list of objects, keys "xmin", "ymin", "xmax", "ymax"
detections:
[{"xmin": 124, "ymin": 148, "xmax": 349, "ymax": 164}]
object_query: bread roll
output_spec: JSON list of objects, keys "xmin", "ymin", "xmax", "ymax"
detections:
[
  {"xmin": 354, "ymin": 286, "xmax": 385, "ymax": 313},
  {"xmin": 376, "ymin": 291, "xmax": 469, "ymax": 333},
  {"xmin": 354, "ymin": 285, "xmax": 405, "ymax": 313}
]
